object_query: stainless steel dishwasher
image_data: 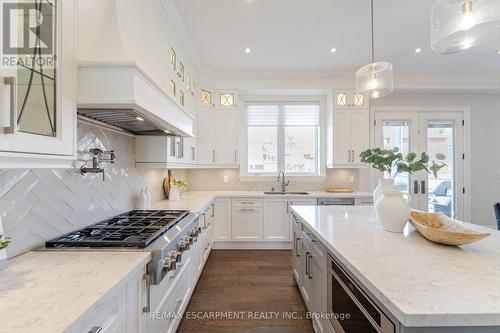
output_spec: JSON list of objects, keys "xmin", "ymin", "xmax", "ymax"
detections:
[{"xmin": 317, "ymin": 197, "xmax": 355, "ymax": 206}]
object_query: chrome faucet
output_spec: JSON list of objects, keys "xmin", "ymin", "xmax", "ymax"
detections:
[
  {"xmin": 81, "ymin": 148, "xmax": 115, "ymax": 181},
  {"xmin": 277, "ymin": 171, "xmax": 290, "ymax": 193}
]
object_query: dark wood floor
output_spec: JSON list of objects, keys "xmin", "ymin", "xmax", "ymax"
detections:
[{"xmin": 177, "ymin": 250, "xmax": 314, "ymax": 333}]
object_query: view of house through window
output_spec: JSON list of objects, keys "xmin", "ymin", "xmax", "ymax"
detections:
[{"xmin": 246, "ymin": 102, "xmax": 320, "ymax": 175}]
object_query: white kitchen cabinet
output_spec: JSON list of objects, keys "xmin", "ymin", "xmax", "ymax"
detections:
[
  {"xmin": 231, "ymin": 199, "xmax": 263, "ymax": 241},
  {"xmin": 263, "ymin": 198, "xmax": 315, "ymax": 242},
  {"xmin": 335, "ymin": 89, "xmax": 367, "ymax": 109},
  {"xmin": 309, "ymin": 244, "xmax": 327, "ymax": 333},
  {"xmin": 263, "ymin": 199, "xmax": 289, "ymax": 241},
  {"xmin": 216, "ymin": 89, "xmax": 238, "ymax": 109},
  {"xmin": 135, "ymin": 136, "xmax": 195, "ymax": 168},
  {"xmin": 332, "ymin": 106, "xmax": 369, "ymax": 167},
  {"xmin": 0, "ymin": 0, "xmax": 76, "ymax": 168},
  {"xmin": 214, "ymin": 198, "xmax": 231, "ymax": 241},
  {"xmin": 196, "ymin": 105, "xmax": 217, "ymax": 164},
  {"xmin": 216, "ymin": 109, "xmax": 238, "ymax": 165}
]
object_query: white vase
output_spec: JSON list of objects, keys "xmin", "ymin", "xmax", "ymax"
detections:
[
  {"xmin": 375, "ymin": 190, "xmax": 411, "ymax": 233},
  {"xmin": 169, "ymin": 186, "xmax": 181, "ymax": 201},
  {"xmin": 373, "ymin": 178, "xmax": 396, "ymax": 203}
]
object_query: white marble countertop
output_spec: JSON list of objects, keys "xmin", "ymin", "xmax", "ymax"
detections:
[
  {"xmin": 291, "ymin": 205, "xmax": 500, "ymax": 327},
  {"xmin": 0, "ymin": 251, "xmax": 150, "ymax": 333},
  {"xmin": 153, "ymin": 190, "xmax": 372, "ymax": 213}
]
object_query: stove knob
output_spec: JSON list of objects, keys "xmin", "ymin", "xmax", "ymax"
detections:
[
  {"xmin": 197, "ymin": 226, "xmax": 202, "ymax": 234},
  {"xmin": 190, "ymin": 228, "xmax": 199, "ymax": 238},
  {"xmin": 162, "ymin": 258, "xmax": 177, "ymax": 273},
  {"xmin": 179, "ymin": 240, "xmax": 189, "ymax": 251},
  {"xmin": 170, "ymin": 251, "xmax": 182, "ymax": 263},
  {"xmin": 185, "ymin": 236, "xmax": 194, "ymax": 245}
]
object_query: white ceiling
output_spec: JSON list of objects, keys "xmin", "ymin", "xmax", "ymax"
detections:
[{"xmin": 173, "ymin": 0, "xmax": 500, "ymax": 75}]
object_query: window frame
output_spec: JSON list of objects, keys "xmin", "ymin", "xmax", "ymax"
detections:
[{"xmin": 239, "ymin": 95, "xmax": 327, "ymax": 181}]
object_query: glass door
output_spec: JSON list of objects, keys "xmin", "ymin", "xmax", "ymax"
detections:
[
  {"xmin": 417, "ymin": 112, "xmax": 464, "ymax": 219},
  {"xmin": 374, "ymin": 111, "xmax": 464, "ymax": 220},
  {"xmin": 374, "ymin": 112, "xmax": 419, "ymax": 208}
]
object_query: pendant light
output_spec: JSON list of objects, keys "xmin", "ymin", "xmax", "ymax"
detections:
[
  {"xmin": 431, "ymin": 0, "xmax": 500, "ymax": 54},
  {"xmin": 355, "ymin": 0, "xmax": 394, "ymax": 100}
]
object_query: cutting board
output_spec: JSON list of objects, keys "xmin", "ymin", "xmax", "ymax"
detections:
[
  {"xmin": 163, "ymin": 170, "xmax": 172, "ymax": 199},
  {"xmin": 326, "ymin": 188, "xmax": 354, "ymax": 193}
]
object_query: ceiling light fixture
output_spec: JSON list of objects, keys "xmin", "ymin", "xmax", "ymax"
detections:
[
  {"xmin": 431, "ymin": 0, "xmax": 500, "ymax": 54},
  {"xmin": 330, "ymin": 47, "xmax": 337, "ymax": 53},
  {"xmin": 355, "ymin": 0, "xmax": 394, "ymax": 100},
  {"xmin": 415, "ymin": 47, "xmax": 423, "ymax": 53},
  {"xmin": 244, "ymin": 47, "xmax": 251, "ymax": 54}
]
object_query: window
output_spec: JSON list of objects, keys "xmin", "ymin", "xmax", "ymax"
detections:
[{"xmin": 245, "ymin": 102, "xmax": 320, "ymax": 175}]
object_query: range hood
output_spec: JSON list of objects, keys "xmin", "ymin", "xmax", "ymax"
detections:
[
  {"xmin": 77, "ymin": 62, "xmax": 194, "ymax": 137},
  {"xmin": 75, "ymin": 0, "xmax": 196, "ymax": 138}
]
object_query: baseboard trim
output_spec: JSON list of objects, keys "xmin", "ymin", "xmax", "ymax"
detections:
[{"xmin": 213, "ymin": 241, "xmax": 292, "ymax": 250}]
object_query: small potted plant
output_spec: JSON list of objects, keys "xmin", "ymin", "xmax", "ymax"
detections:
[
  {"xmin": 0, "ymin": 233, "xmax": 10, "ymax": 270},
  {"xmin": 360, "ymin": 147, "xmax": 446, "ymax": 232},
  {"xmin": 169, "ymin": 177, "xmax": 188, "ymax": 200}
]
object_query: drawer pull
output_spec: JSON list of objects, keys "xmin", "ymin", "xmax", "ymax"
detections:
[
  {"xmin": 88, "ymin": 326, "xmax": 103, "ymax": 333},
  {"xmin": 174, "ymin": 298, "xmax": 183, "ymax": 314},
  {"xmin": 142, "ymin": 274, "xmax": 151, "ymax": 313},
  {"xmin": 1, "ymin": 77, "xmax": 16, "ymax": 134},
  {"xmin": 303, "ymin": 231, "xmax": 316, "ymax": 243}
]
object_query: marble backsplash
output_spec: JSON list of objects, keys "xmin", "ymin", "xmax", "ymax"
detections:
[{"xmin": 0, "ymin": 123, "xmax": 168, "ymax": 258}]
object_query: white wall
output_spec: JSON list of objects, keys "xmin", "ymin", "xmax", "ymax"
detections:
[{"xmin": 372, "ymin": 93, "xmax": 500, "ymax": 227}]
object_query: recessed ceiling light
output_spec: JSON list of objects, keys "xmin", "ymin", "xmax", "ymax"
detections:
[
  {"xmin": 415, "ymin": 47, "xmax": 422, "ymax": 53},
  {"xmin": 244, "ymin": 47, "xmax": 251, "ymax": 54},
  {"xmin": 330, "ymin": 47, "xmax": 337, "ymax": 53},
  {"xmin": 136, "ymin": 116, "xmax": 144, "ymax": 122}
]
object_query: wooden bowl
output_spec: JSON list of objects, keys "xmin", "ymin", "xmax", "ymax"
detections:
[{"xmin": 409, "ymin": 210, "xmax": 491, "ymax": 246}]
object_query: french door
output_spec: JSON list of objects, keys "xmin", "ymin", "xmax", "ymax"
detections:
[{"xmin": 374, "ymin": 111, "xmax": 465, "ymax": 220}]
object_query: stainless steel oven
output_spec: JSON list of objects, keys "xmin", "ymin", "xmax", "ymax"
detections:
[{"xmin": 327, "ymin": 253, "xmax": 395, "ymax": 333}]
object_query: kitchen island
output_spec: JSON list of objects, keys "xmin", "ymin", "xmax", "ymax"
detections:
[{"xmin": 291, "ymin": 205, "xmax": 500, "ymax": 333}]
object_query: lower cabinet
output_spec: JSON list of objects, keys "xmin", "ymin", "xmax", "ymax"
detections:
[
  {"xmin": 263, "ymin": 199, "xmax": 290, "ymax": 241},
  {"xmin": 231, "ymin": 202, "xmax": 263, "ymax": 241},
  {"xmin": 214, "ymin": 198, "xmax": 231, "ymax": 241},
  {"xmin": 293, "ymin": 213, "xmax": 329, "ymax": 333}
]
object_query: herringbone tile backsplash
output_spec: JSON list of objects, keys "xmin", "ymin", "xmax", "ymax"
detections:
[{"xmin": 0, "ymin": 123, "xmax": 168, "ymax": 258}]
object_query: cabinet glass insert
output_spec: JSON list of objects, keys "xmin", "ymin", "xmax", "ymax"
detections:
[
  {"xmin": 201, "ymin": 89, "xmax": 211, "ymax": 104},
  {"xmin": 336, "ymin": 93, "xmax": 347, "ymax": 106},
  {"xmin": 220, "ymin": 93, "xmax": 235, "ymax": 106},
  {"xmin": 16, "ymin": 0, "xmax": 57, "ymax": 137},
  {"xmin": 354, "ymin": 94, "xmax": 364, "ymax": 106}
]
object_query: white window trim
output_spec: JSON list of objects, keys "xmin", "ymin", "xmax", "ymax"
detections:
[{"xmin": 239, "ymin": 95, "xmax": 327, "ymax": 180}]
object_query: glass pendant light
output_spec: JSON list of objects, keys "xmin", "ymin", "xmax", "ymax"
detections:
[
  {"xmin": 355, "ymin": 0, "xmax": 394, "ymax": 100},
  {"xmin": 431, "ymin": 0, "xmax": 500, "ymax": 54}
]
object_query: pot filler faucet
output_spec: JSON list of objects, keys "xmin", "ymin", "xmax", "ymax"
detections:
[
  {"xmin": 81, "ymin": 148, "xmax": 115, "ymax": 181},
  {"xmin": 277, "ymin": 171, "xmax": 290, "ymax": 193}
]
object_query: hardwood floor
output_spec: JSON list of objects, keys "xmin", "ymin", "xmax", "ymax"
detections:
[{"xmin": 177, "ymin": 250, "xmax": 314, "ymax": 333}]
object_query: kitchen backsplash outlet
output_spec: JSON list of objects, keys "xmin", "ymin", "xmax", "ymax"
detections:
[{"xmin": 0, "ymin": 123, "xmax": 168, "ymax": 258}]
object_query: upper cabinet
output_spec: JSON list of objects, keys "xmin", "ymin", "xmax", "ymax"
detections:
[
  {"xmin": 216, "ymin": 89, "xmax": 238, "ymax": 109},
  {"xmin": 0, "ymin": 0, "xmax": 76, "ymax": 168},
  {"xmin": 331, "ymin": 89, "xmax": 370, "ymax": 167},
  {"xmin": 335, "ymin": 89, "xmax": 367, "ymax": 109}
]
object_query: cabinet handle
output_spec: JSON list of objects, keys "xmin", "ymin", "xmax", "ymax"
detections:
[
  {"xmin": 421, "ymin": 180, "xmax": 426, "ymax": 194},
  {"xmin": 212, "ymin": 150, "xmax": 216, "ymax": 162},
  {"xmin": 234, "ymin": 150, "xmax": 238, "ymax": 163},
  {"xmin": 305, "ymin": 251, "xmax": 310, "ymax": 277},
  {"xmin": 303, "ymin": 231, "xmax": 316, "ymax": 243},
  {"xmin": 307, "ymin": 253, "xmax": 313, "ymax": 279},
  {"xmin": 191, "ymin": 147, "xmax": 195, "ymax": 161},
  {"xmin": 238, "ymin": 208, "xmax": 257, "ymax": 212},
  {"xmin": 351, "ymin": 150, "xmax": 355, "ymax": 162},
  {"xmin": 2, "ymin": 77, "xmax": 16, "ymax": 134},
  {"xmin": 240, "ymin": 201, "xmax": 255, "ymax": 205},
  {"xmin": 413, "ymin": 180, "xmax": 419, "ymax": 194},
  {"xmin": 286, "ymin": 201, "xmax": 290, "ymax": 214},
  {"xmin": 174, "ymin": 298, "xmax": 183, "ymax": 314},
  {"xmin": 88, "ymin": 327, "xmax": 103, "ymax": 333},
  {"xmin": 211, "ymin": 203, "xmax": 215, "ymax": 217},
  {"xmin": 295, "ymin": 237, "xmax": 301, "ymax": 257},
  {"xmin": 142, "ymin": 274, "xmax": 151, "ymax": 313}
]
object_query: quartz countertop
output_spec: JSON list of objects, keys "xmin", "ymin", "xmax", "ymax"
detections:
[
  {"xmin": 291, "ymin": 205, "xmax": 500, "ymax": 327},
  {"xmin": 0, "ymin": 251, "xmax": 150, "ymax": 333},
  {"xmin": 153, "ymin": 190, "xmax": 372, "ymax": 213}
]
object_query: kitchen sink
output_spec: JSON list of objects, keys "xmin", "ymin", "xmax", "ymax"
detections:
[{"xmin": 264, "ymin": 191, "xmax": 309, "ymax": 195}]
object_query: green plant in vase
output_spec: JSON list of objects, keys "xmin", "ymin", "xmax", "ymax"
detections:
[
  {"xmin": 359, "ymin": 147, "xmax": 447, "ymax": 233},
  {"xmin": 0, "ymin": 234, "xmax": 10, "ymax": 250}
]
